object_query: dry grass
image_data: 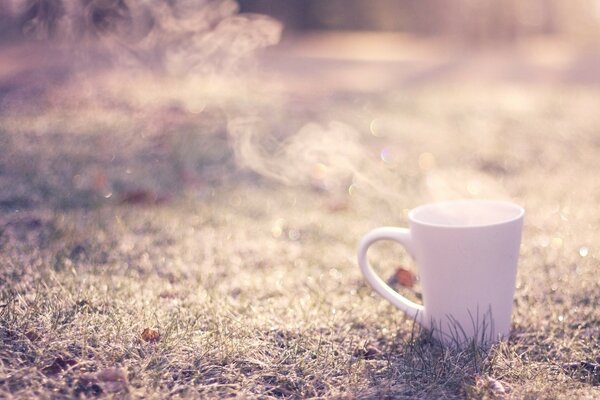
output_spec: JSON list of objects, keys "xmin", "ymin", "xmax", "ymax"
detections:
[{"xmin": 1, "ymin": 47, "xmax": 600, "ymax": 399}]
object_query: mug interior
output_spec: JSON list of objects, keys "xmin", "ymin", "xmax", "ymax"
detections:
[{"xmin": 409, "ymin": 200, "xmax": 524, "ymax": 228}]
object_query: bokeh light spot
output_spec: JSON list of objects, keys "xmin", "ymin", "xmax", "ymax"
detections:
[
  {"xmin": 369, "ymin": 118, "xmax": 384, "ymax": 137},
  {"xmin": 380, "ymin": 147, "xmax": 392, "ymax": 163},
  {"xmin": 271, "ymin": 218, "xmax": 286, "ymax": 238},
  {"xmin": 466, "ymin": 180, "xmax": 481, "ymax": 195},
  {"xmin": 418, "ymin": 152, "xmax": 436, "ymax": 171},
  {"xmin": 312, "ymin": 162, "xmax": 328, "ymax": 181},
  {"xmin": 348, "ymin": 183, "xmax": 357, "ymax": 196}
]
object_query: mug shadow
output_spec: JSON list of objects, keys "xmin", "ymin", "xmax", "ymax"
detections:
[{"xmin": 361, "ymin": 321, "xmax": 494, "ymax": 398}]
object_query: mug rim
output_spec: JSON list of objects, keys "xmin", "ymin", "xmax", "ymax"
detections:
[{"xmin": 408, "ymin": 199, "xmax": 524, "ymax": 229}]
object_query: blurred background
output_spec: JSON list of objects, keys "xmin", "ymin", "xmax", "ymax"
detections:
[
  {"xmin": 238, "ymin": 0, "xmax": 599, "ymax": 43},
  {"xmin": 3, "ymin": 0, "xmax": 600, "ymax": 42},
  {"xmin": 0, "ymin": 0, "xmax": 599, "ymax": 213},
  {"xmin": 1, "ymin": 0, "xmax": 600, "ymax": 211}
]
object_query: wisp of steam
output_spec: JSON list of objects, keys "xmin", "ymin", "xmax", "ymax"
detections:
[
  {"xmin": 9, "ymin": 0, "xmax": 281, "ymax": 74},
  {"xmin": 1, "ymin": 0, "xmax": 509, "ymax": 213}
]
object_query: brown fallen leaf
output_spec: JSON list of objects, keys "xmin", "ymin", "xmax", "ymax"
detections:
[
  {"xmin": 24, "ymin": 330, "xmax": 40, "ymax": 342},
  {"xmin": 352, "ymin": 341, "xmax": 381, "ymax": 360},
  {"xmin": 41, "ymin": 356, "xmax": 77, "ymax": 375},
  {"xmin": 387, "ymin": 266, "xmax": 416, "ymax": 288},
  {"xmin": 159, "ymin": 290, "xmax": 178, "ymax": 299},
  {"xmin": 487, "ymin": 377, "xmax": 510, "ymax": 395},
  {"xmin": 119, "ymin": 189, "xmax": 170, "ymax": 205},
  {"xmin": 141, "ymin": 327, "xmax": 161, "ymax": 343},
  {"xmin": 94, "ymin": 170, "xmax": 109, "ymax": 192},
  {"xmin": 326, "ymin": 197, "xmax": 349, "ymax": 213},
  {"xmin": 472, "ymin": 375, "xmax": 511, "ymax": 397}
]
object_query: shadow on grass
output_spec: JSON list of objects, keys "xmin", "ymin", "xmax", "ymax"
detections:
[{"xmin": 360, "ymin": 322, "xmax": 492, "ymax": 398}]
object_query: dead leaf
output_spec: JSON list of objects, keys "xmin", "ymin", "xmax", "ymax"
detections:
[
  {"xmin": 353, "ymin": 342, "xmax": 381, "ymax": 360},
  {"xmin": 41, "ymin": 356, "xmax": 77, "ymax": 375},
  {"xmin": 119, "ymin": 190, "xmax": 170, "ymax": 205},
  {"xmin": 473, "ymin": 375, "xmax": 511, "ymax": 397},
  {"xmin": 487, "ymin": 377, "xmax": 510, "ymax": 395},
  {"xmin": 141, "ymin": 327, "xmax": 160, "ymax": 343},
  {"xmin": 326, "ymin": 197, "xmax": 349, "ymax": 213},
  {"xmin": 24, "ymin": 330, "xmax": 40, "ymax": 342},
  {"xmin": 93, "ymin": 170, "xmax": 109, "ymax": 191},
  {"xmin": 159, "ymin": 290, "xmax": 177, "ymax": 299},
  {"xmin": 387, "ymin": 266, "xmax": 416, "ymax": 288}
]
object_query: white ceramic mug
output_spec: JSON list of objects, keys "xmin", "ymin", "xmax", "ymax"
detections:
[{"xmin": 357, "ymin": 200, "xmax": 524, "ymax": 346}]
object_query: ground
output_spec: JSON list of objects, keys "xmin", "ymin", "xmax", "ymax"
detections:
[{"xmin": 1, "ymin": 35, "xmax": 600, "ymax": 399}]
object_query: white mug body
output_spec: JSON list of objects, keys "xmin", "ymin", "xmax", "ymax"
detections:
[{"xmin": 357, "ymin": 200, "xmax": 524, "ymax": 346}]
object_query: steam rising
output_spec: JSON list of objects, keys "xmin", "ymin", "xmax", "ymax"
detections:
[
  {"xmin": 2, "ymin": 1, "xmax": 510, "ymax": 213},
  {"xmin": 6, "ymin": 3, "xmax": 386, "ymax": 204},
  {"xmin": 15, "ymin": 0, "xmax": 281, "ymax": 74},
  {"xmin": 229, "ymin": 119, "xmax": 423, "ymax": 205},
  {"xmin": 230, "ymin": 120, "xmax": 359, "ymax": 187}
]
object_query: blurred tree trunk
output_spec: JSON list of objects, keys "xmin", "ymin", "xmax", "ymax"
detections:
[
  {"xmin": 5, "ymin": 0, "xmax": 597, "ymax": 44},
  {"xmin": 0, "ymin": 0, "xmax": 18, "ymax": 39},
  {"xmin": 541, "ymin": 0, "xmax": 557, "ymax": 34},
  {"xmin": 238, "ymin": 0, "xmax": 309, "ymax": 30},
  {"xmin": 238, "ymin": 0, "xmax": 577, "ymax": 43}
]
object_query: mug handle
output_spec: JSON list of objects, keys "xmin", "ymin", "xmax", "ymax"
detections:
[{"xmin": 357, "ymin": 227, "xmax": 425, "ymax": 322}]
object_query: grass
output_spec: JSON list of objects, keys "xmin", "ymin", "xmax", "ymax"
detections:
[{"xmin": 1, "ymin": 48, "xmax": 600, "ymax": 398}]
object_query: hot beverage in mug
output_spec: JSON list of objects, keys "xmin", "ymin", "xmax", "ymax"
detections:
[{"xmin": 357, "ymin": 200, "xmax": 524, "ymax": 346}]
